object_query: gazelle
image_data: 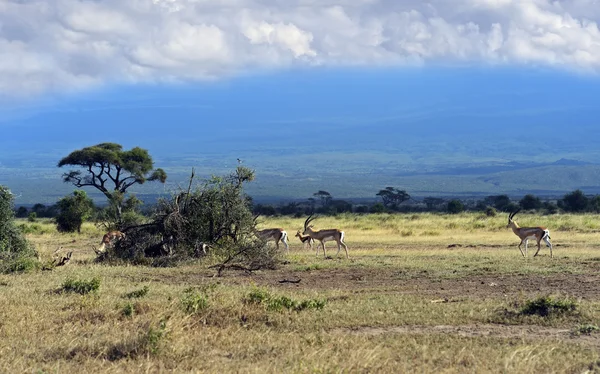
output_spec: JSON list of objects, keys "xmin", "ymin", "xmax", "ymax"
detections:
[
  {"xmin": 303, "ymin": 214, "xmax": 349, "ymax": 258},
  {"xmin": 507, "ymin": 209, "xmax": 553, "ymax": 258},
  {"xmin": 94, "ymin": 230, "xmax": 126, "ymax": 254},
  {"xmin": 295, "ymin": 230, "xmax": 315, "ymax": 250},
  {"xmin": 256, "ymin": 228, "xmax": 289, "ymax": 252}
]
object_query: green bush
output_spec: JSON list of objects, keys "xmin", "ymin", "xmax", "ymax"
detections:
[
  {"xmin": 60, "ymin": 277, "xmax": 101, "ymax": 295},
  {"xmin": 0, "ymin": 186, "xmax": 38, "ymax": 273},
  {"xmin": 181, "ymin": 288, "xmax": 209, "ymax": 314},
  {"xmin": 244, "ymin": 287, "xmax": 326, "ymax": 312},
  {"xmin": 55, "ymin": 190, "xmax": 94, "ymax": 233},
  {"xmin": 447, "ymin": 199, "xmax": 464, "ymax": 214},
  {"xmin": 124, "ymin": 286, "xmax": 150, "ymax": 299},
  {"xmin": 520, "ymin": 296, "xmax": 577, "ymax": 317}
]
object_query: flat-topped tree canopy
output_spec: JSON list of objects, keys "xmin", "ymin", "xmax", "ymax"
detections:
[{"xmin": 58, "ymin": 142, "xmax": 167, "ymax": 199}]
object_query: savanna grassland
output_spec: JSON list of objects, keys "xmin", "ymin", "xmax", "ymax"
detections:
[{"xmin": 3, "ymin": 213, "xmax": 600, "ymax": 373}]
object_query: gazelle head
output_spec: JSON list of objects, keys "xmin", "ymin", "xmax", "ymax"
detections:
[
  {"xmin": 507, "ymin": 209, "xmax": 521, "ymax": 228},
  {"xmin": 295, "ymin": 230, "xmax": 302, "ymax": 238},
  {"xmin": 303, "ymin": 214, "xmax": 316, "ymax": 235}
]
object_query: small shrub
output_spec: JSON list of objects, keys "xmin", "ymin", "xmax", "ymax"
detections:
[
  {"xmin": 181, "ymin": 288, "xmax": 209, "ymax": 314},
  {"xmin": 61, "ymin": 277, "xmax": 101, "ymax": 295},
  {"xmin": 124, "ymin": 286, "xmax": 149, "ymax": 299},
  {"xmin": 574, "ymin": 324, "xmax": 600, "ymax": 336},
  {"xmin": 2, "ymin": 256, "xmax": 40, "ymax": 274},
  {"xmin": 520, "ymin": 296, "xmax": 577, "ymax": 317},
  {"xmin": 244, "ymin": 287, "xmax": 326, "ymax": 312},
  {"xmin": 27, "ymin": 212, "xmax": 37, "ymax": 222},
  {"xmin": 245, "ymin": 287, "xmax": 271, "ymax": 304},
  {"xmin": 267, "ymin": 296, "xmax": 297, "ymax": 312},
  {"xmin": 485, "ymin": 206, "xmax": 497, "ymax": 217},
  {"xmin": 400, "ymin": 230, "xmax": 413, "ymax": 237},
  {"xmin": 122, "ymin": 302, "xmax": 135, "ymax": 317}
]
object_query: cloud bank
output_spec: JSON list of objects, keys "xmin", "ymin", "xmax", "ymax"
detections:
[{"xmin": 1, "ymin": 0, "xmax": 599, "ymax": 98}]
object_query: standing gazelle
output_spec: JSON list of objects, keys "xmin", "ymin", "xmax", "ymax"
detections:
[
  {"xmin": 303, "ymin": 214, "xmax": 349, "ymax": 258},
  {"xmin": 507, "ymin": 209, "xmax": 553, "ymax": 258},
  {"xmin": 295, "ymin": 230, "xmax": 315, "ymax": 250},
  {"xmin": 256, "ymin": 228, "xmax": 289, "ymax": 252}
]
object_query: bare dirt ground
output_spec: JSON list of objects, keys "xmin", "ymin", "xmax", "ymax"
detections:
[{"xmin": 248, "ymin": 267, "xmax": 600, "ymax": 300}]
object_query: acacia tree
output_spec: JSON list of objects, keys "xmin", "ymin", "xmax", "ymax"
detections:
[
  {"xmin": 313, "ymin": 190, "xmax": 332, "ymax": 208},
  {"xmin": 58, "ymin": 143, "xmax": 167, "ymax": 224},
  {"xmin": 376, "ymin": 187, "xmax": 410, "ymax": 210}
]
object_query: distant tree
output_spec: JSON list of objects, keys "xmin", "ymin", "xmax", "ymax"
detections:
[
  {"xmin": 543, "ymin": 201, "xmax": 559, "ymax": 214},
  {"xmin": 307, "ymin": 198, "xmax": 317, "ymax": 213},
  {"xmin": 447, "ymin": 199, "xmax": 465, "ymax": 214},
  {"xmin": 519, "ymin": 194, "xmax": 543, "ymax": 210},
  {"xmin": 15, "ymin": 206, "xmax": 28, "ymax": 218},
  {"xmin": 253, "ymin": 204, "xmax": 277, "ymax": 216},
  {"xmin": 590, "ymin": 196, "xmax": 600, "ymax": 213},
  {"xmin": 329, "ymin": 199, "xmax": 353, "ymax": 214},
  {"xmin": 31, "ymin": 203, "xmax": 49, "ymax": 218},
  {"xmin": 376, "ymin": 187, "xmax": 410, "ymax": 210},
  {"xmin": 423, "ymin": 197, "xmax": 445, "ymax": 210},
  {"xmin": 55, "ymin": 190, "xmax": 95, "ymax": 233},
  {"xmin": 313, "ymin": 191, "xmax": 332, "ymax": 208},
  {"xmin": 370, "ymin": 203, "xmax": 386, "ymax": 213},
  {"xmin": 490, "ymin": 195, "xmax": 512, "ymax": 212},
  {"xmin": 58, "ymin": 143, "xmax": 167, "ymax": 225},
  {"xmin": 559, "ymin": 189, "xmax": 589, "ymax": 212},
  {"xmin": 27, "ymin": 212, "xmax": 37, "ymax": 222}
]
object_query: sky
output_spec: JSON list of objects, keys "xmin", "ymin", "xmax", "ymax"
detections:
[
  {"xmin": 1, "ymin": 0, "xmax": 600, "ymax": 173},
  {"xmin": 1, "ymin": 0, "xmax": 600, "ymax": 202},
  {"xmin": 1, "ymin": 0, "xmax": 600, "ymax": 100}
]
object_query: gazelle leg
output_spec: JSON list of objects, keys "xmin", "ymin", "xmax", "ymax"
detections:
[
  {"xmin": 341, "ymin": 241, "xmax": 349, "ymax": 259},
  {"xmin": 518, "ymin": 241, "xmax": 525, "ymax": 257},
  {"xmin": 533, "ymin": 240, "xmax": 542, "ymax": 257},
  {"xmin": 544, "ymin": 236, "xmax": 553, "ymax": 258},
  {"xmin": 322, "ymin": 242, "xmax": 327, "ymax": 258},
  {"xmin": 283, "ymin": 238, "xmax": 289, "ymax": 252},
  {"xmin": 524, "ymin": 239, "xmax": 529, "ymax": 257}
]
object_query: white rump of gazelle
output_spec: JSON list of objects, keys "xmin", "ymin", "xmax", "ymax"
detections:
[
  {"xmin": 303, "ymin": 214, "xmax": 349, "ymax": 258},
  {"xmin": 507, "ymin": 209, "xmax": 553, "ymax": 258},
  {"xmin": 255, "ymin": 228, "xmax": 289, "ymax": 252}
]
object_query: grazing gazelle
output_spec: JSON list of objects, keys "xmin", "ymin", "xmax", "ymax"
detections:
[
  {"xmin": 303, "ymin": 214, "xmax": 349, "ymax": 258},
  {"xmin": 256, "ymin": 228, "xmax": 289, "ymax": 252},
  {"xmin": 94, "ymin": 230, "xmax": 126, "ymax": 254},
  {"xmin": 295, "ymin": 230, "xmax": 315, "ymax": 250},
  {"xmin": 507, "ymin": 209, "xmax": 553, "ymax": 258}
]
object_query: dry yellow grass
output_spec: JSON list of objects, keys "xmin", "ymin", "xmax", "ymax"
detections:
[{"xmin": 2, "ymin": 213, "xmax": 600, "ymax": 373}]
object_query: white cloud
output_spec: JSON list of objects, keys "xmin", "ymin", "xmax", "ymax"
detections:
[{"xmin": 1, "ymin": 0, "xmax": 600, "ymax": 98}]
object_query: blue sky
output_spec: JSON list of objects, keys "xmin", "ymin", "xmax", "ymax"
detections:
[{"xmin": 1, "ymin": 0, "xmax": 600, "ymax": 162}]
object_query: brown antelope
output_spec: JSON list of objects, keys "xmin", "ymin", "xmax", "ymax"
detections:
[
  {"xmin": 507, "ymin": 209, "xmax": 553, "ymax": 258},
  {"xmin": 295, "ymin": 230, "xmax": 315, "ymax": 250},
  {"xmin": 94, "ymin": 230, "xmax": 126, "ymax": 254},
  {"xmin": 303, "ymin": 214, "xmax": 349, "ymax": 258},
  {"xmin": 256, "ymin": 228, "xmax": 289, "ymax": 252}
]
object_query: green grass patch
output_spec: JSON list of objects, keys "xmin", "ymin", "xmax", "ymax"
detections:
[
  {"xmin": 60, "ymin": 277, "xmax": 101, "ymax": 295},
  {"xmin": 244, "ymin": 287, "xmax": 326, "ymax": 312}
]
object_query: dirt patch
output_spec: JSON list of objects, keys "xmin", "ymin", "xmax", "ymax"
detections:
[
  {"xmin": 249, "ymin": 267, "xmax": 600, "ymax": 300},
  {"xmin": 333, "ymin": 324, "xmax": 600, "ymax": 348}
]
